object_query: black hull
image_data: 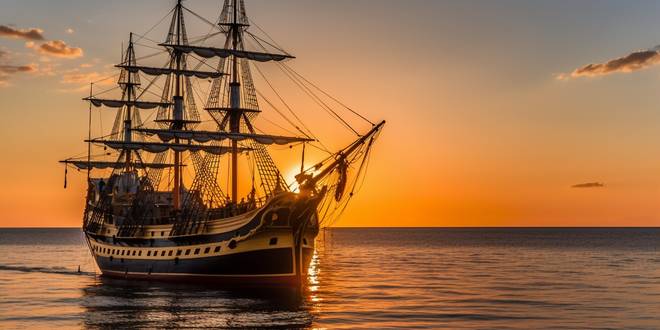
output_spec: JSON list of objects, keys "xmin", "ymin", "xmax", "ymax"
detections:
[{"xmin": 94, "ymin": 246, "xmax": 314, "ymax": 283}]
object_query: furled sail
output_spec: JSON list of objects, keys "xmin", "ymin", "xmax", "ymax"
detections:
[
  {"xmin": 59, "ymin": 160, "xmax": 176, "ymax": 170},
  {"xmin": 84, "ymin": 97, "xmax": 172, "ymax": 109},
  {"xmin": 116, "ymin": 65, "xmax": 225, "ymax": 79},
  {"xmin": 86, "ymin": 140, "xmax": 251, "ymax": 155},
  {"xmin": 160, "ymin": 44, "xmax": 294, "ymax": 62},
  {"xmin": 133, "ymin": 128, "xmax": 313, "ymax": 145}
]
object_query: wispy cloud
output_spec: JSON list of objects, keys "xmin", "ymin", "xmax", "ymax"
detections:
[
  {"xmin": 61, "ymin": 71, "xmax": 110, "ymax": 84},
  {"xmin": 0, "ymin": 63, "xmax": 38, "ymax": 87},
  {"xmin": 571, "ymin": 182, "xmax": 605, "ymax": 189},
  {"xmin": 0, "ymin": 64, "xmax": 37, "ymax": 74},
  {"xmin": 0, "ymin": 25, "xmax": 45, "ymax": 41},
  {"xmin": 65, "ymin": 28, "xmax": 75, "ymax": 34},
  {"xmin": 559, "ymin": 47, "xmax": 660, "ymax": 79},
  {"xmin": 27, "ymin": 40, "xmax": 83, "ymax": 58},
  {"xmin": 58, "ymin": 69, "xmax": 115, "ymax": 92}
]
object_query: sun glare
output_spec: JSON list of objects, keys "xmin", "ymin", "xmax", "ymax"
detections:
[{"xmin": 284, "ymin": 168, "xmax": 302, "ymax": 193}]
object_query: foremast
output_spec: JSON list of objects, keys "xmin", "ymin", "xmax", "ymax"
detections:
[{"xmin": 121, "ymin": 33, "xmax": 137, "ymax": 172}]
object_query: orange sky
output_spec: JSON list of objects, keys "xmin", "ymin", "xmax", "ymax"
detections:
[{"xmin": 1, "ymin": 0, "xmax": 660, "ymax": 227}]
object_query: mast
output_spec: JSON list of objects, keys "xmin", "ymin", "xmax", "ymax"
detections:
[
  {"xmin": 229, "ymin": 0, "xmax": 240, "ymax": 203},
  {"xmin": 172, "ymin": 0, "xmax": 184, "ymax": 209},
  {"xmin": 87, "ymin": 83, "xmax": 93, "ymax": 181},
  {"xmin": 124, "ymin": 33, "xmax": 134, "ymax": 171}
]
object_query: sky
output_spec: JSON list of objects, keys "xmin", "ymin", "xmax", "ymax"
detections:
[{"xmin": 1, "ymin": 0, "xmax": 660, "ymax": 227}]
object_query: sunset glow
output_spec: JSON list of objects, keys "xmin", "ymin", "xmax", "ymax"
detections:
[{"xmin": 2, "ymin": 0, "xmax": 660, "ymax": 227}]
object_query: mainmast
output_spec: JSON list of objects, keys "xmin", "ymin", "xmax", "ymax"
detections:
[
  {"xmin": 124, "ymin": 33, "xmax": 135, "ymax": 171},
  {"xmin": 172, "ymin": 0, "xmax": 185, "ymax": 209},
  {"xmin": 229, "ymin": 0, "xmax": 241, "ymax": 203}
]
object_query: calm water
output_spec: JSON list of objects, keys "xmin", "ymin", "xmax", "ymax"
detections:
[{"xmin": 0, "ymin": 228, "xmax": 659, "ymax": 329}]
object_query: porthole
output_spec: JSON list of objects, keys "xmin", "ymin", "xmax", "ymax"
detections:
[
  {"xmin": 214, "ymin": 246, "xmax": 221, "ymax": 253},
  {"xmin": 185, "ymin": 249, "xmax": 191, "ymax": 256},
  {"xmin": 176, "ymin": 250, "xmax": 182, "ymax": 256},
  {"xmin": 269, "ymin": 237, "xmax": 278, "ymax": 246},
  {"xmin": 194, "ymin": 248, "xmax": 200, "ymax": 255},
  {"xmin": 147, "ymin": 251, "xmax": 151, "ymax": 257},
  {"xmin": 168, "ymin": 250, "xmax": 173, "ymax": 256},
  {"xmin": 204, "ymin": 247, "xmax": 210, "ymax": 254}
]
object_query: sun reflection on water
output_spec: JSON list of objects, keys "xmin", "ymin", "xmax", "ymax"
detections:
[{"xmin": 307, "ymin": 249, "xmax": 321, "ymax": 303}]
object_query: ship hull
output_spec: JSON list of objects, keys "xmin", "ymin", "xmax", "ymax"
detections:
[
  {"xmin": 84, "ymin": 193, "xmax": 320, "ymax": 287},
  {"xmin": 96, "ymin": 246, "xmax": 315, "ymax": 286}
]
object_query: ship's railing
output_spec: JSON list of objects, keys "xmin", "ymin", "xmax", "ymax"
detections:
[
  {"xmin": 93, "ymin": 195, "xmax": 274, "ymax": 237},
  {"xmin": 206, "ymin": 196, "xmax": 268, "ymax": 220}
]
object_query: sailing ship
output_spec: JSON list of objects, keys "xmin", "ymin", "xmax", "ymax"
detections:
[{"xmin": 60, "ymin": 0, "xmax": 384, "ymax": 286}]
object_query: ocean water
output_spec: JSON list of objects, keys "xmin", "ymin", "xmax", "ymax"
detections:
[{"xmin": 0, "ymin": 228, "xmax": 659, "ymax": 329}]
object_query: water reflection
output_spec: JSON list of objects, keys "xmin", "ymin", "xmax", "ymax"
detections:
[{"xmin": 81, "ymin": 277, "xmax": 314, "ymax": 328}]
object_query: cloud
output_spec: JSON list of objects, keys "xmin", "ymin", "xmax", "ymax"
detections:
[
  {"xmin": 58, "ymin": 69, "xmax": 115, "ymax": 92},
  {"xmin": 28, "ymin": 40, "xmax": 83, "ymax": 58},
  {"xmin": 0, "ymin": 63, "xmax": 38, "ymax": 87},
  {"xmin": 559, "ymin": 47, "xmax": 660, "ymax": 79},
  {"xmin": 65, "ymin": 28, "xmax": 75, "ymax": 34},
  {"xmin": 0, "ymin": 64, "xmax": 37, "ymax": 74},
  {"xmin": 571, "ymin": 182, "xmax": 605, "ymax": 189},
  {"xmin": 61, "ymin": 71, "xmax": 105, "ymax": 84},
  {"xmin": 0, "ymin": 25, "xmax": 45, "ymax": 41}
]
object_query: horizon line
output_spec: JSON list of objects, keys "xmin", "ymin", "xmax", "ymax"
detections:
[{"xmin": 1, "ymin": 226, "xmax": 659, "ymax": 229}]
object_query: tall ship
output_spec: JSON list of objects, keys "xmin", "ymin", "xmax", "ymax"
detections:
[{"xmin": 60, "ymin": 0, "xmax": 384, "ymax": 285}]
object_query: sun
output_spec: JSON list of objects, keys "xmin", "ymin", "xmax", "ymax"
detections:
[{"xmin": 284, "ymin": 167, "xmax": 302, "ymax": 193}]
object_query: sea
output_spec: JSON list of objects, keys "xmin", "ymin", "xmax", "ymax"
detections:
[{"xmin": 0, "ymin": 228, "xmax": 658, "ymax": 329}]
